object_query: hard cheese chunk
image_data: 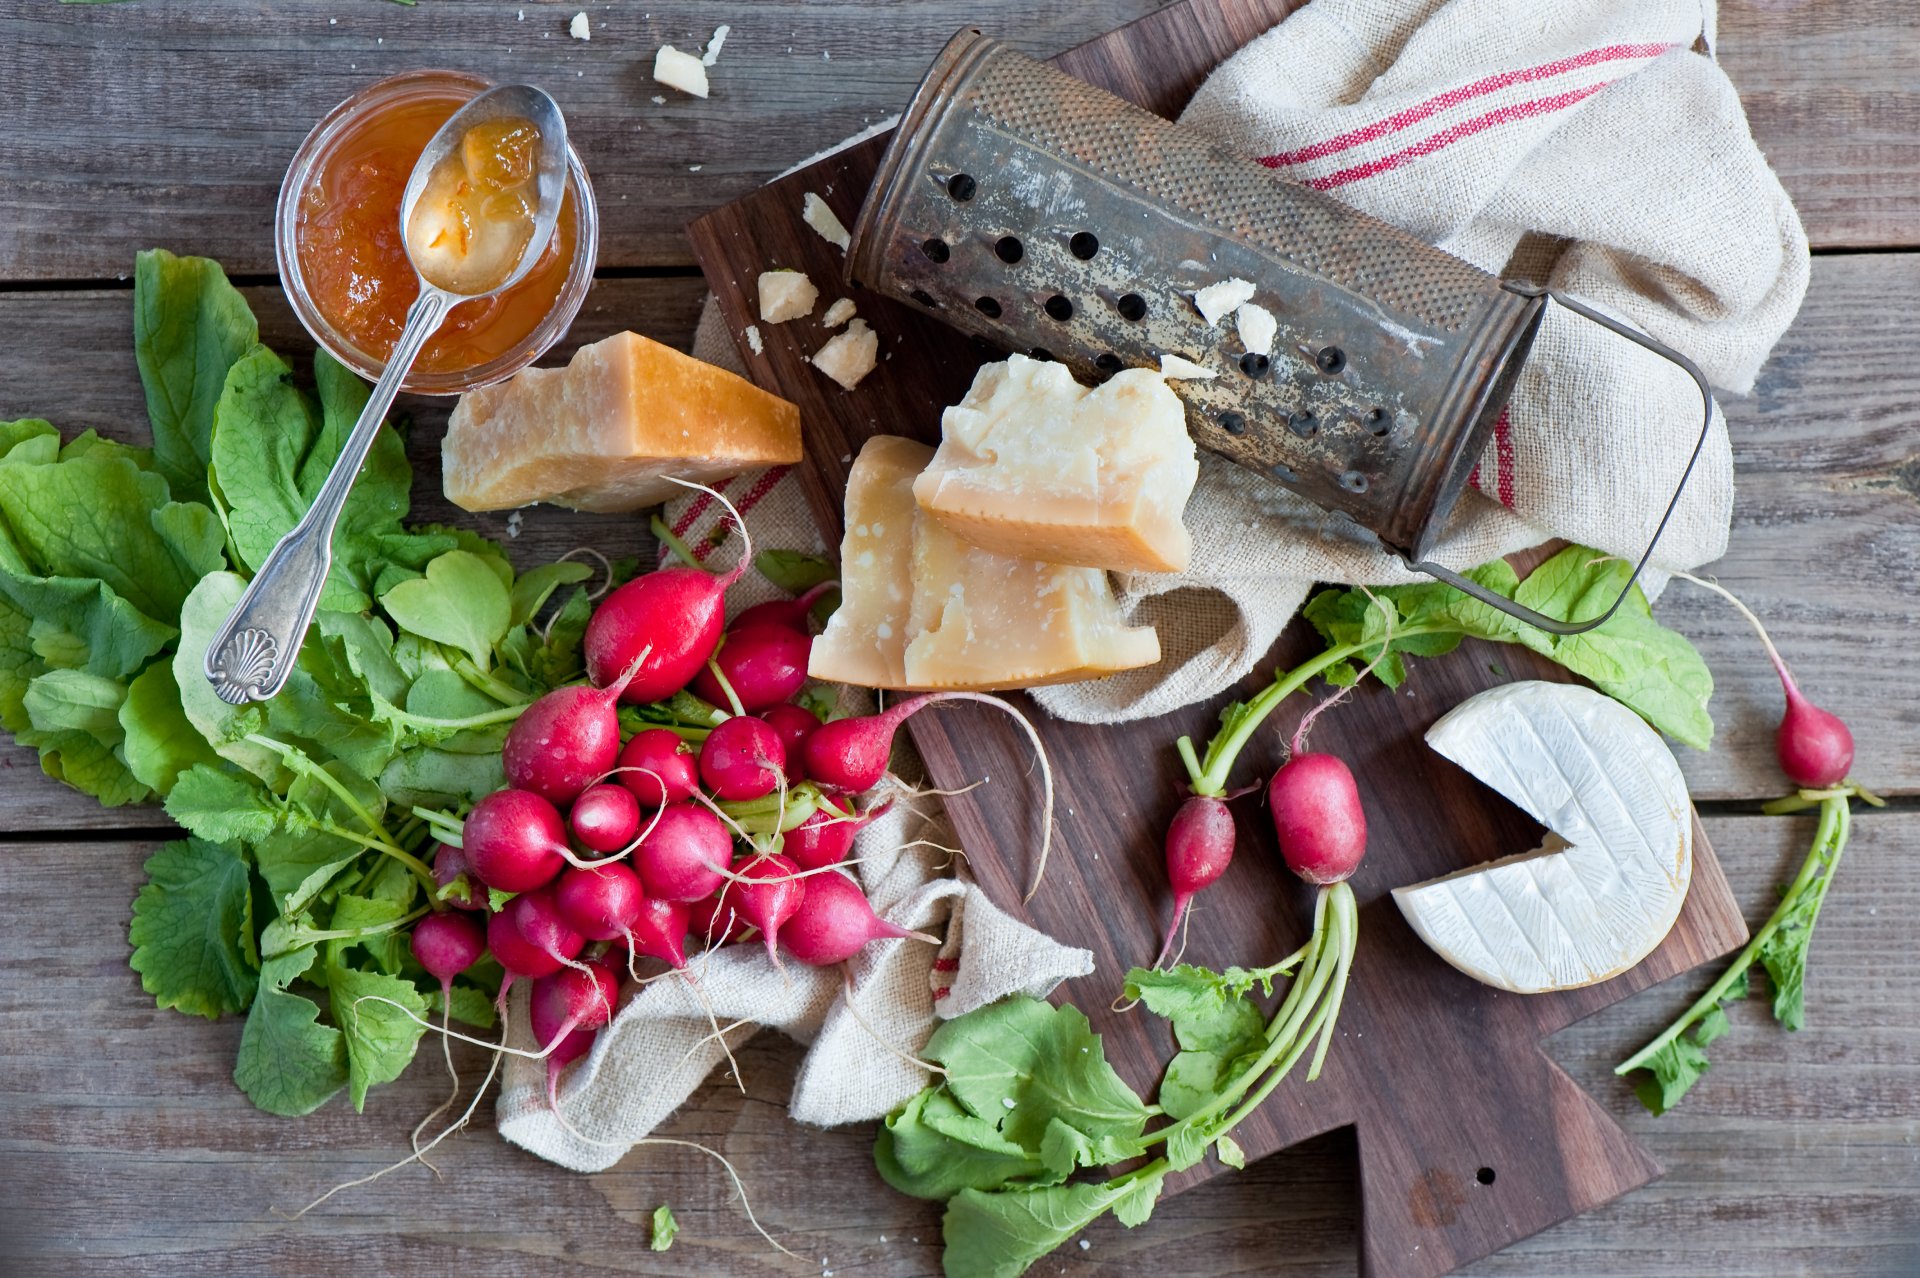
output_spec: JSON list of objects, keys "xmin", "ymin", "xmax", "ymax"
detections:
[
  {"xmin": 443, "ymin": 331, "xmax": 801, "ymax": 513},
  {"xmin": 810, "ymin": 435, "xmax": 1160, "ymax": 691},
  {"xmin": 1392, "ymin": 681, "xmax": 1694, "ymax": 994},
  {"xmin": 912, "ymin": 355, "xmax": 1197, "ymax": 574},
  {"xmin": 806, "ymin": 436, "xmax": 924, "ymax": 689}
]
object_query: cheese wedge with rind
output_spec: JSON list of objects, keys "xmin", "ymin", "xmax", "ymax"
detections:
[
  {"xmin": 1393, "ymin": 681, "xmax": 1693, "ymax": 994},
  {"xmin": 810, "ymin": 435, "xmax": 1161, "ymax": 691},
  {"xmin": 911, "ymin": 355, "xmax": 1197, "ymax": 574},
  {"xmin": 443, "ymin": 331, "xmax": 801, "ymax": 513}
]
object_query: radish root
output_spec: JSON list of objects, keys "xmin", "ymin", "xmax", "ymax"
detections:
[{"xmin": 1289, "ymin": 585, "xmax": 1393, "ymax": 757}]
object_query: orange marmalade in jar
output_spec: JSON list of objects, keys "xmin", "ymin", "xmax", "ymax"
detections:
[{"xmin": 277, "ymin": 70, "xmax": 598, "ymax": 394}]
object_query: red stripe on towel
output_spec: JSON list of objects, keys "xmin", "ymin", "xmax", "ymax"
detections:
[{"xmin": 1305, "ymin": 82, "xmax": 1613, "ymax": 190}]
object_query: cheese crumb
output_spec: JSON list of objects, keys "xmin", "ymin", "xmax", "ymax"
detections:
[
  {"xmin": 821, "ymin": 298, "xmax": 857, "ymax": 328},
  {"xmin": 569, "ymin": 11, "xmax": 590, "ymax": 39},
  {"xmin": 651, "ymin": 94, "xmax": 667, "ymax": 105},
  {"xmin": 744, "ymin": 325, "xmax": 764, "ymax": 355},
  {"xmin": 812, "ymin": 319, "xmax": 878, "ymax": 389},
  {"xmin": 1235, "ymin": 301, "xmax": 1277, "ymax": 356},
  {"xmin": 653, "ymin": 45, "xmax": 710, "ymax": 97},
  {"xmin": 1192, "ymin": 277, "xmax": 1256, "ymax": 326},
  {"xmin": 758, "ymin": 269, "xmax": 818, "ymax": 323},
  {"xmin": 802, "ymin": 192, "xmax": 851, "ymax": 250},
  {"xmin": 1159, "ymin": 353, "xmax": 1217, "ymax": 380},
  {"xmin": 702, "ymin": 23, "xmax": 730, "ymax": 65}
]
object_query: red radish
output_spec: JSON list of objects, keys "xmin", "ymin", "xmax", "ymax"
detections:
[
  {"xmin": 634, "ymin": 802, "xmax": 731, "ymax": 902},
  {"xmin": 463, "ymin": 789, "xmax": 571, "ymax": 893},
  {"xmin": 800, "ymin": 692, "xmax": 1055, "ymax": 897},
  {"xmin": 584, "ymin": 552, "xmax": 745, "ymax": 703},
  {"xmin": 689, "ymin": 889, "xmax": 755, "ymax": 947},
  {"xmin": 528, "ymin": 958, "xmax": 621, "ymax": 1109},
  {"xmin": 411, "ymin": 911, "xmax": 486, "ymax": 998},
  {"xmin": 1268, "ymin": 753, "xmax": 1368, "ymax": 885},
  {"xmin": 617, "ymin": 729, "xmax": 700, "ymax": 808},
  {"xmin": 623, "ymin": 897, "xmax": 691, "ymax": 969},
  {"xmin": 778, "ymin": 869, "xmax": 935, "ymax": 966},
  {"xmin": 569, "ymin": 784, "xmax": 641, "ymax": 853},
  {"xmin": 501, "ymin": 674, "xmax": 639, "ymax": 805},
  {"xmin": 783, "ymin": 795, "xmax": 884, "ymax": 871},
  {"xmin": 1154, "ymin": 795, "xmax": 1236, "ymax": 965},
  {"xmin": 699, "ymin": 715, "xmax": 788, "ymax": 801},
  {"xmin": 431, "ymin": 842, "xmax": 483, "ymax": 911},
  {"xmin": 693, "ymin": 624, "xmax": 812, "ymax": 712},
  {"xmin": 730, "ymin": 580, "xmax": 840, "ymax": 634},
  {"xmin": 760, "ymin": 703, "xmax": 821, "ymax": 780},
  {"xmin": 553, "ymin": 862, "xmax": 646, "ymax": 942},
  {"xmin": 729, "ymin": 853, "xmax": 807, "ymax": 966},
  {"xmin": 501, "ymin": 887, "xmax": 586, "ymax": 974}
]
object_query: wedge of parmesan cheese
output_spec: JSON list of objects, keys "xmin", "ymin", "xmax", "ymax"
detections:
[
  {"xmin": 653, "ymin": 45, "xmax": 710, "ymax": 98},
  {"xmin": 1393, "ymin": 681, "xmax": 1694, "ymax": 994},
  {"xmin": 912, "ymin": 354, "xmax": 1197, "ymax": 574},
  {"xmin": 809, "ymin": 436, "xmax": 1161, "ymax": 690},
  {"xmin": 757, "ymin": 269, "xmax": 817, "ymax": 323},
  {"xmin": 443, "ymin": 331, "xmax": 802, "ymax": 513}
]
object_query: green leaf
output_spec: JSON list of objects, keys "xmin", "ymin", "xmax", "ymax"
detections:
[
  {"xmin": 133, "ymin": 248, "xmax": 259, "ymax": 504},
  {"xmin": 924, "ymin": 998, "xmax": 1150, "ymax": 1152},
  {"xmin": 875, "ymin": 1088, "xmax": 1050, "ymax": 1200},
  {"xmin": 1156, "ymin": 1049, "xmax": 1240, "ymax": 1122},
  {"xmin": 164, "ymin": 763, "xmax": 281, "ymax": 844},
  {"xmin": 531, "ymin": 587, "xmax": 593, "ymax": 687},
  {"xmin": 754, "ymin": 548, "xmax": 837, "ymax": 594},
  {"xmin": 0, "ymin": 418, "xmax": 58, "ymax": 462},
  {"xmin": 211, "ymin": 346, "xmax": 416, "ymax": 612},
  {"xmin": 942, "ymin": 1177, "xmax": 1154, "ymax": 1278},
  {"xmin": 128, "ymin": 838, "xmax": 257, "ymax": 1019},
  {"xmin": 22, "ymin": 668, "xmax": 127, "ymax": 741},
  {"xmin": 1037, "ymin": 1116, "xmax": 1137, "ymax": 1179},
  {"xmin": 1123, "ymin": 964, "xmax": 1267, "ymax": 1054},
  {"xmin": 1111, "ymin": 1168, "xmax": 1165, "ymax": 1227},
  {"xmin": 1215, "ymin": 1135, "xmax": 1246, "ymax": 1169},
  {"xmin": 328, "ymin": 892, "xmax": 411, "ymax": 975},
  {"xmin": 118, "ymin": 660, "xmax": 221, "ymax": 795},
  {"xmin": 650, "ymin": 1204, "xmax": 678, "ymax": 1252},
  {"xmin": 234, "ymin": 946, "xmax": 349, "ymax": 1116},
  {"xmin": 1164, "ymin": 1119, "xmax": 1215, "ymax": 1173},
  {"xmin": 426, "ymin": 981, "xmax": 498, "ymax": 1030},
  {"xmin": 379, "ymin": 550, "xmax": 513, "ymax": 670},
  {"xmin": 509, "ymin": 561, "xmax": 593, "ymax": 628},
  {"xmin": 378, "ymin": 744, "xmax": 506, "ymax": 811},
  {"xmin": 1630, "ymin": 1034, "xmax": 1711, "ymax": 1117},
  {"xmin": 1759, "ymin": 909, "xmax": 1816, "ymax": 1031},
  {"xmin": 1694, "ymin": 1004, "xmax": 1732, "ymax": 1047},
  {"xmin": 171, "ymin": 573, "xmax": 287, "ymax": 783},
  {"xmin": 315, "ymin": 611, "xmax": 410, "ymax": 707},
  {"xmin": 328, "ymin": 962, "xmax": 428, "ymax": 1111}
]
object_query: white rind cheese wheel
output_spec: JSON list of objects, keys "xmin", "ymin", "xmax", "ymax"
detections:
[{"xmin": 1392, "ymin": 681, "xmax": 1694, "ymax": 994}]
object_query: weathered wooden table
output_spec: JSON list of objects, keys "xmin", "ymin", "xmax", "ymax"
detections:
[{"xmin": 1, "ymin": 2, "xmax": 1916, "ymax": 1274}]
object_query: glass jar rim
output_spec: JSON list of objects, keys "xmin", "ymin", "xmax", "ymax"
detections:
[{"xmin": 275, "ymin": 69, "xmax": 599, "ymax": 397}]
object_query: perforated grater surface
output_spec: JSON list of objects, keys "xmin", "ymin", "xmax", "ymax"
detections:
[{"xmin": 846, "ymin": 29, "xmax": 1713, "ymax": 634}]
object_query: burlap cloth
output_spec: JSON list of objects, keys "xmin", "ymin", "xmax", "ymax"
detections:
[{"xmin": 500, "ymin": 0, "xmax": 1806, "ymax": 1169}]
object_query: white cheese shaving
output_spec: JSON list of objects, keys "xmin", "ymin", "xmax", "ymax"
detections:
[
  {"xmin": 802, "ymin": 192, "xmax": 851, "ymax": 250},
  {"xmin": 702, "ymin": 23, "xmax": 730, "ymax": 65},
  {"xmin": 812, "ymin": 319, "xmax": 878, "ymax": 389},
  {"xmin": 1192, "ymin": 277, "xmax": 1256, "ymax": 326},
  {"xmin": 744, "ymin": 324, "xmax": 764, "ymax": 355},
  {"xmin": 821, "ymin": 298, "xmax": 857, "ymax": 328},
  {"xmin": 1158, "ymin": 353, "xmax": 1217, "ymax": 380},
  {"xmin": 1393, "ymin": 681, "xmax": 1694, "ymax": 994},
  {"xmin": 653, "ymin": 45, "xmax": 710, "ymax": 98},
  {"xmin": 568, "ymin": 11, "xmax": 590, "ymax": 40},
  {"xmin": 1234, "ymin": 302, "xmax": 1276, "ymax": 356},
  {"xmin": 757, "ymin": 269, "xmax": 818, "ymax": 324}
]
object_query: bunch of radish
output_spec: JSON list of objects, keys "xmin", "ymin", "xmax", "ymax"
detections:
[{"xmin": 400, "ymin": 505, "xmax": 1031, "ymax": 1112}]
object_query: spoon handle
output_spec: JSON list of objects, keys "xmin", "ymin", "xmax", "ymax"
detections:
[{"xmin": 203, "ymin": 286, "xmax": 456, "ymax": 704}]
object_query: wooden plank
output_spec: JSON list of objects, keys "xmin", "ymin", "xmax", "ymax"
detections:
[
  {"xmin": 0, "ymin": 0, "xmax": 1165, "ymax": 280},
  {"xmin": 3, "ymin": 810, "xmax": 1912, "ymax": 1274},
  {"xmin": 0, "ymin": 1, "xmax": 1912, "ymax": 283},
  {"xmin": 1720, "ymin": 0, "xmax": 1920, "ymax": 251},
  {"xmin": 0, "ymin": 275, "xmax": 705, "ymax": 830}
]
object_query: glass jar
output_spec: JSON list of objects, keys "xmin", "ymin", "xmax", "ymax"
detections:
[{"xmin": 276, "ymin": 69, "xmax": 599, "ymax": 396}]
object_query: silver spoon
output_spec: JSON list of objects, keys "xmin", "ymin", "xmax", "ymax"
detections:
[{"xmin": 205, "ymin": 85, "xmax": 569, "ymax": 705}]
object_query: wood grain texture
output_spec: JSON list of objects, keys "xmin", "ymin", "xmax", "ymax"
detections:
[
  {"xmin": 0, "ymin": 0, "xmax": 1164, "ymax": 279},
  {"xmin": 0, "ymin": 0, "xmax": 1913, "ymax": 280},
  {"xmin": 692, "ymin": 3, "xmax": 1750, "ymax": 1271},
  {"xmin": 3, "ymin": 812, "xmax": 1913, "ymax": 1276}
]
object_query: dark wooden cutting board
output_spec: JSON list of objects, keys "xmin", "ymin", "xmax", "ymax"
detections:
[{"xmin": 686, "ymin": 2, "xmax": 1751, "ymax": 1273}]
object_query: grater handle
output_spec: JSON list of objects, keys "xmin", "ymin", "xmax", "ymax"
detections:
[{"xmin": 1405, "ymin": 287, "xmax": 1715, "ymax": 637}]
